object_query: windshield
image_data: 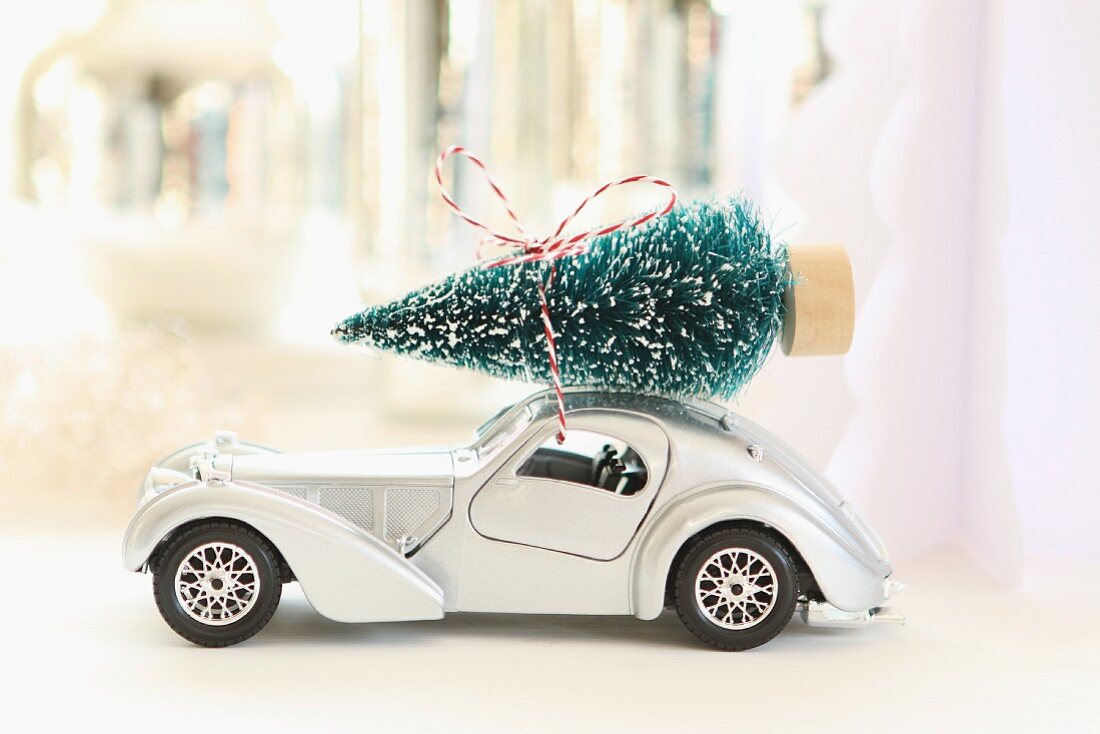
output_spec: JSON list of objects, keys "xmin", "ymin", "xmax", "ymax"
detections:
[
  {"xmin": 473, "ymin": 402, "xmax": 515, "ymax": 439},
  {"xmin": 472, "ymin": 403, "xmax": 533, "ymax": 459}
]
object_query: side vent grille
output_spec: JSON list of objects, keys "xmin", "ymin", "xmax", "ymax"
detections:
[
  {"xmin": 385, "ymin": 488, "xmax": 440, "ymax": 542},
  {"xmin": 261, "ymin": 481, "xmax": 446, "ymax": 549},
  {"xmin": 273, "ymin": 485, "xmax": 307, "ymax": 501},
  {"xmin": 319, "ymin": 487, "xmax": 375, "ymax": 531}
]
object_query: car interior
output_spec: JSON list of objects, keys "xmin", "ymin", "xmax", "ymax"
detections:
[{"xmin": 517, "ymin": 431, "xmax": 648, "ymax": 495}]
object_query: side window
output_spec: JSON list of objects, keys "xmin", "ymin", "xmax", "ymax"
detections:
[{"xmin": 516, "ymin": 429, "xmax": 649, "ymax": 496}]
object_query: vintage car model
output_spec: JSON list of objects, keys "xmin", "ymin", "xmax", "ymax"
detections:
[{"xmin": 122, "ymin": 389, "xmax": 902, "ymax": 650}]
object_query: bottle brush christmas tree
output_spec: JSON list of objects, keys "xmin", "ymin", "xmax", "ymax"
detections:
[{"xmin": 333, "ymin": 197, "xmax": 791, "ymax": 401}]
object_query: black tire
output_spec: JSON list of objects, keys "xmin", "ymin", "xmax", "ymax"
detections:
[
  {"xmin": 673, "ymin": 527, "xmax": 798, "ymax": 651},
  {"xmin": 152, "ymin": 520, "xmax": 282, "ymax": 647}
]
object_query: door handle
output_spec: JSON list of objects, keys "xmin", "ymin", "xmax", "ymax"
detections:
[{"xmin": 495, "ymin": 478, "xmax": 519, "ymax": 487}]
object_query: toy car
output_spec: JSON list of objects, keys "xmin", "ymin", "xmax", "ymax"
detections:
[{"xmin": 122, "ymin": 389, "xmax": 903, "ymax": 649}]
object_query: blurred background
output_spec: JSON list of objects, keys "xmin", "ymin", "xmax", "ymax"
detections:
[{"xmin": 0, "ymin": 0, "xmax": 1097, "ymax": 589}]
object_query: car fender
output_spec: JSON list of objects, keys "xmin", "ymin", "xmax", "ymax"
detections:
[
  {"xmin": 122, "ymin": 481, "xmax": 444, "ymax": 623},
  {"xmin": 629, "ymin": 483, "xmax": 891, "ymax": 618}
]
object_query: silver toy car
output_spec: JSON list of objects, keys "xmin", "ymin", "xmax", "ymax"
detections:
[{"xmin": 123, "ymin": 389, "xmax": 902, "ymax": 649}]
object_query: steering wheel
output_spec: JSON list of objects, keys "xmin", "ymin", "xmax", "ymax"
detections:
[
  {"xmin": 605, "ymin": 457, "xmax": 627, "ymax": 492},
  {"xmin": 591, "ymin": 444, "xmax": 618, "ymax": 486}
]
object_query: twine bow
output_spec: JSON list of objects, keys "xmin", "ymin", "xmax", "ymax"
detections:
[{"xmin": 434, "ymin": 145, "xmax": 677, "ymax": 442}]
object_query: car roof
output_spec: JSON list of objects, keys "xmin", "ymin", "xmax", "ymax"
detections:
[{"xmin": 517, "ymin": 387, "xmax": 731, "ymax": 432}]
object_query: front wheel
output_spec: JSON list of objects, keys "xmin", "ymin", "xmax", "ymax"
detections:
[
  {"xmin": 152, "ymin": 520, "xmax": 283, "ymax": 647},
  {"xmin": 673, "ymin": 527, "xmax": 798, "ymax": 651}
]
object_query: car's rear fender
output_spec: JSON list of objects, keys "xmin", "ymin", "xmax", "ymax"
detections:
[
  {"xmin": 629, "ymin": 483, "xmax": 892, "ymax": 618},
  {"xmin": 122, "ymin": 481, "xmax": 444, "ymax": 623}
]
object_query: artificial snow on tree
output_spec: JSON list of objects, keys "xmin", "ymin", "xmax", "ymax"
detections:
[{"xmin": 333, "ymin": 197, "xmax": 790, "ymax": 402}]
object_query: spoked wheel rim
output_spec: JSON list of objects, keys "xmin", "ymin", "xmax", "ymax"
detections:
[
  {"xmin": 694, "ymin": 547, "xmax": 778, "ymax": 630},
  {"xmin": 174, "ymin": 542, "xmax": 261, "ymax": 626}
]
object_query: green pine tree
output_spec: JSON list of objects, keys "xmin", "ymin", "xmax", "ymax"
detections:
[{"xmin": 333, "ymin": 197, "xmax": 790, "ymax": 401}]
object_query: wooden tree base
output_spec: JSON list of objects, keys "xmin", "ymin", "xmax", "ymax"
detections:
[{"xmin": 781, "ymin": 245, "xmax": 855, "ymax": 356}]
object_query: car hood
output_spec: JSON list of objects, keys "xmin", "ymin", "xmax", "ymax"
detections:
[{"xmin": 229, "ymin": 447, "xmax": 454, "ymax": 486}]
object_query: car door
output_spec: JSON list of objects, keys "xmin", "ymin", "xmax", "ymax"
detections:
[{"xmin": 468, "ymin": 409, "xmax": 669, "ymax": 560}]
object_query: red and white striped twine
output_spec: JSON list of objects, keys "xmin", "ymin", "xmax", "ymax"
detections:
[{"xmin": 434, "ymin": 145, "xmax": 677, "ymax": 442}]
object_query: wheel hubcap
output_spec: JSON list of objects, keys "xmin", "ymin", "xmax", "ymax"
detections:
[
  {"xmin": 174, "ymin": 542, "xmax": 261, "ymax": 626},
  {"xmin": 694, "ymin": 547, "xmax": 777, "ymax": 630}
]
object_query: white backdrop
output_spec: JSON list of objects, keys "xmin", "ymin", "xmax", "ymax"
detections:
[
  {"xmin": 993, "ymin": 0, "xmax": 1100, "ymax": 565},
  {"xmin": 748, "ymin": 0, "xmax": 1099, "ymax": 579}
]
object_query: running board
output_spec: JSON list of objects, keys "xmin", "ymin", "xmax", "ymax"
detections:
[{"xmin": 799, "ymin": 601, "xmax": 906, "ymax": 628}]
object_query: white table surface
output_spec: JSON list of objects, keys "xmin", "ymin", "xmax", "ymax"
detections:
[{"xmin": 3, "ymin": 531, "xmax": 1097, "ymax": 732}]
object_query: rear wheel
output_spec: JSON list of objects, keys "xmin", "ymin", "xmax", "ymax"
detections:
[
  {"xmin": 152, "ymin": 521, "xmax": 282, "ymax": 647},
  {"xmin": 673, "ymin": 527, "xmax": 798, "ymax": 651}
]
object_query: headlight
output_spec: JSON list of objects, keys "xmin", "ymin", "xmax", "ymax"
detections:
[
  {"xmin": 136, "ymin": 467, "xmax": 193, "ymax": 507},
  {"xmin": 136, "ymin": 470, "xmax": 156, "ymax": 507}
]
